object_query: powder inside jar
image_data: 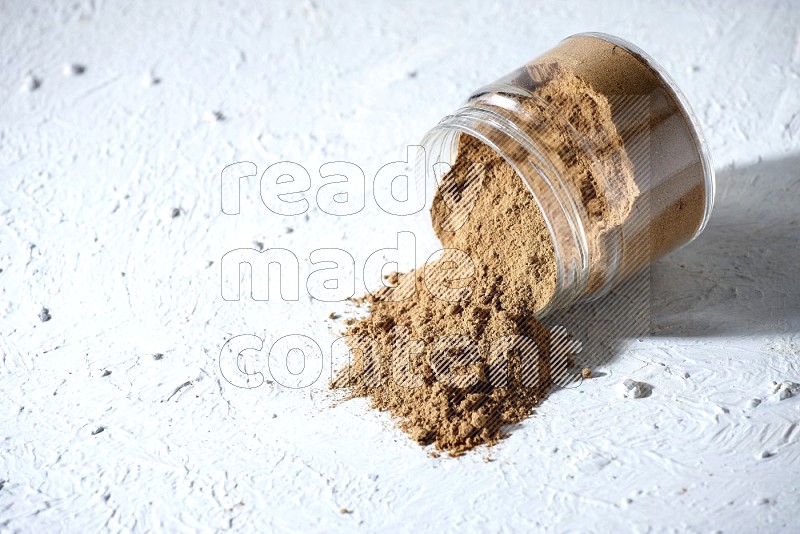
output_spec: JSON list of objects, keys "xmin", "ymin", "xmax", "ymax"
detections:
[{"xmin": 331, "ymin": 63, "xmax": 637, "ymax": 454}]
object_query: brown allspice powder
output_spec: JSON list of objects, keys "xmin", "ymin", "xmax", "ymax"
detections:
[{"xmin": 331, "ymin": 64, "xmax": 637, "ymax": 454}]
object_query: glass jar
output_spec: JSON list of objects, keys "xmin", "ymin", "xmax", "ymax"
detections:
[{"xmin": 420, "ymin": 32, "xmax": 715, "ymax": 317}]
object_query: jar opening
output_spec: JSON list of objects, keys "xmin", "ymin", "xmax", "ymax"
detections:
[{"xmin": 420, "ymin": 106, "xmax": 593, "ymax": 317}]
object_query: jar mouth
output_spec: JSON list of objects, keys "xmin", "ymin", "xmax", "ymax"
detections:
[
  {"xmin": 419, "ymin": 106, "xmax": 591, "ymax": 317},
  {"xmin": 569, "ymin": 32, "xmax": 716, "ymax": 242}
]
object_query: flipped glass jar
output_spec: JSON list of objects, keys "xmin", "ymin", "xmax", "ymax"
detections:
[{"xmin": 419, "ymin": 32, "xmax": 715, "ymax": 317}]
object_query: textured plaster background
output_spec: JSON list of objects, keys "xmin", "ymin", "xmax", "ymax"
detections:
[{"xmin": 1, "ymin": 0, "xmax": 800, "ymax": 532}]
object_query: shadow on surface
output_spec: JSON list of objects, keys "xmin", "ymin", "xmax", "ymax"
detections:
[
  {"xmin": 540, "ymin": 152, "xmax": 800, "ymax": 380},
  {"xmin": 649, "ymin": 152, "xmax": 800, "ymax": 337}
]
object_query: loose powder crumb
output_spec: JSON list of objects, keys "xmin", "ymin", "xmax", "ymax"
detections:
[{"xmin": 332, "ymin": 64, "xmax": 636, "ymax": 454}]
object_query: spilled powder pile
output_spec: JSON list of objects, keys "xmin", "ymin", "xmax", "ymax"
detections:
[
  {"xmin": 331, "ymin": 65, "xmax": 636, "ymax": 454},
  {"xmin": 332, "ymin": 137, "xmax": 556, "ymax": 453}
]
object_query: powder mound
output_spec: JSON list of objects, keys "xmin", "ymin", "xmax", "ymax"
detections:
[
  {"xmin": 332, "ymin": 144, "xmax": 555, "ymax": 454},
  {"xmin": 332, "ymin": 142, "xmax": 555, "ymax": 454},
  {"xmin": 332, "ymin": 64, "xmax": 635, "ymax": 454}
]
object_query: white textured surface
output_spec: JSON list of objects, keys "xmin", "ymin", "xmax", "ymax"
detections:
[{"xmin": 2, "ymin": 0, "xmax": 800, "ymax": 532}]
